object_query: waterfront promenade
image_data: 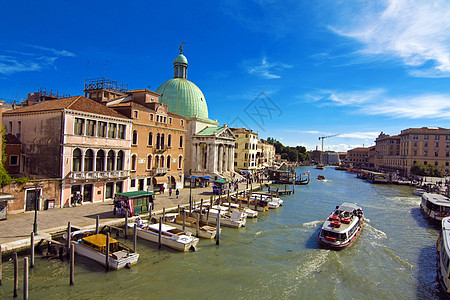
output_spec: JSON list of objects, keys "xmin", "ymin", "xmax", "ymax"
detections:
[{"xmin": 0, "ymin": 182, "xmax": 266, "ymax": 254}]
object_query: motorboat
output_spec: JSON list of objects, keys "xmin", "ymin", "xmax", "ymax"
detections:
[
  {"xmin": 163, "ymin": 214, "xmax": 220, "ymax": 239},
  {"xmin": 221, "ymin": 202, "xmax": 258, "ymax": 218},
  {"xmin": 231, "ymin": 196, "xmax": 269, "ymax": 212},
  {"xmin": 318, "ymin": 203, "xmax": 364, "ymax": 249},
  {"xmin": 437, "ymin": 217, "xmax": 450, "ymax": 293},
  {"xmin": 129, "ymin": 221, "xmax": 199, "ymax": 251},
  {"xmin": 192, "ymin": 207, "xmax": 246, "ymax": 228},
  {"xmin": 70, "ymin": 233, "xmax": 139, "ymax": 270},
  {"xmin": 315, "ymin": 164, "xmax": 325, "ymax": 170},
  {"xmin": 420, "ymin": 193, "xmax": 450, "ymax": 221},
  {"xmin": 317, "ymin": 175, "xmax": 325, "ymax": 180}
]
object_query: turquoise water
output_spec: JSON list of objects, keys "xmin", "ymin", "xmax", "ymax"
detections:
[{"xmin": 0, "ymin": 167, "xmax": 444, "ymax": 299}]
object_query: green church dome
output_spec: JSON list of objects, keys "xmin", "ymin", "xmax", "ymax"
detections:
[
  {"xmin": 156, "ymin": 78, "xmax": 209, "ymax": 119},
  {"xmin": 156, "ymin": 48, "xmax": 209, "ymax": 120}
]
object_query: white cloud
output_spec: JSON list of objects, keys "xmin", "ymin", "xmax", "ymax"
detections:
[
  {"xmin": 247, "ymin": 57, "xmax": 292, "ymax": 79},
  {"xmin": 0, "ymin": 44, "xmax": 75, "ymax": 75},
  {"xmin": 312, "ymin": 88, "xmax": 450, "ymax": 119},
  {"xmin": 331, "ymin": 0, "xmax": 450, "ymax": 77}
]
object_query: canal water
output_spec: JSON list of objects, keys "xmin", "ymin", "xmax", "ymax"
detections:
[{"xmin": 0, "ymin": 167, "xmax": 445, "ymax": 299}]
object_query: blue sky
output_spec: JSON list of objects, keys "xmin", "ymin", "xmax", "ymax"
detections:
[{"xmin": 1, "ymin": 0, "xmax": 450, "ymax": 152}]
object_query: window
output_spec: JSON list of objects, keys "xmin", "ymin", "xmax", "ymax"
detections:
[
  {"xmin": 435, "ymin": 150, "xmax": 439, "ymax": 157},
  {"xmin": 447, "ymin": 162, "xmax": 449, "ymax": 167},
  {"xmin": 149, "ymin": 114, "xmax": 154, "ymax": 121},
  {"xmin": 156, "ymin": 115, "xmax": 160, "ymax": 122},
  {"xmin": 424, "ymin": 142, "xmax": 428, "ymax": 148},
  {"xmin": 413, "ymin": 142, "xmax": 418, "ymax": 147},
  {"xmin": 179, "ymin": 136, "xmax": 183, "ymax": 148},
  {"xmin": 116, "ymin": 151, "xmax": 124, "ymax": 170},
  {"xmin": 17, "ymin": 121, "xmax": 21, "ymax": 138},
  {"xmin": 147, "ymin": 155, "xmax": 152, "ymax": 170},
  {"xmin": 131, "ymin": 155, "xmax": 137, "ymax": 171},
  {"xmin": 160, "ymin": 155, "xmax": 164, "ymax": 168},
  {"xmin": 435, "ymin": 161, "xmax": 439, "ymax": 166},
  {"xmin": 181, "ymin": 120, "xmax": 184, "ymax": 126},
  {"xmin": 413, "ymin": 135, "xmax": 418, "ymax": 140},
  {"xmin": 131, "ymin": 179, "xmax": 136, "ymax": 188},
  {"xmin": 118, "ymin": 125, "xmax": 126, "ymax": 139},
  {"xmin": 108, "ymin": 123, "xmax": 117, "ymax": 138},
  {"xmin": 9, "ymin": 155, "xmax": 19, "ymax": 166},
  {"xmin": 245, "ymin": 143, "xmax": 248, "ymax": 149},
  {"xmin": 98, "ymin": 122, "xmax": 107, "ymax": 137},
  {"xmin": 436, "ymin": 135, "xmax": 440, "ymax": 140},
  {"xmin": 168, "ymin": 134, "xmax": 172, "ymax": 148},
  {"xmin": 167, "ymin": 155, "xmax": 171, "ymax": 169},
  {"xmin": 435, "ymin": 142, "xmax": 440, "ymax": 148},
  {"xmin": 169, "ymin": 117, "xmax": 172, "ymax": 124},
  {"xmin": 447, "ymin": 151, "xmax": 449, "ymax": 157},
  {"xmin": 424, "ymin": 150, "xmax": 428, "ymax": 156},
  {"xmin": 424, "ymin": 135, "xmax": 429, "ymax": 140},
  {"xmin": 133, "ymin": 110, "xmax": 139, "ymax": 118},
  {"xmin": 178, "ymin": 155, "xmax": 182, "ymax": 169},
  {"xmin": 86, "ymin": 120, "xmax": 96, "ymax": 136},
  {"xmin": 72, "ymin": 148, "xmax": 82, "ymax": 172},
  {"xmin": 148, "ymin": 132, "xmax": 153, "ymax": 146},
  {"xmin": 96, "ymin": 150, "xmax": 105, "ymax": 171},
  {"xmin": 161, "ymin": 134, "xmax": 165, "ymax": 149},
  {"xmin": 132, "ymin": 130, "xmax": 138, "ymax": 145},
  {"xmin": 235, "ymin": 143, "xmax": 238, "ymax": 149},
  {"xmin": 75, "ymin": 118, "xmax": 85, "ymax": 135},
  {"xmin": 234, "ymin": 153, "xmax": 237, "ymax": 158},
  {"xmin": 8, "ymin": 122, "xmax": 12, "ymax": 134},
  {"xmin": 84, "ymin": 149, "xmax": 94, "ymax": 171},
  {"xmin": 107, "ymin": 150, "xmax": 115, "ymax": 171},
  {"xmin": 164, "ymin": 116, "xmax": 167, "ymax": 123}
]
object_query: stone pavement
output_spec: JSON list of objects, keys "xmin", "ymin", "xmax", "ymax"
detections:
[{"xmin": 0, "ymin": 182, "xmax": 264, "ymax": 254}]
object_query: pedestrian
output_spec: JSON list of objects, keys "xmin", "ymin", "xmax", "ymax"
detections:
[
  {"xmin": 176, "ymin": 189, "xmax": 179, "ymax": 198},
  {"xmin": 161, "ymin": 185, "xmax": 165, "ymax": 194},
  {"xmin": 169, "ymin": 188, "xmax": 172, "ymax": 196}
]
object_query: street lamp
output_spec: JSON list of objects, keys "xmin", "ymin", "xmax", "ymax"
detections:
[
  {"xmin": 33, "ymin": 183, "xmax": 41, "ymax": 235},
  {"xmin": 189, "ymin": 169, "xmax": 192, "ymax": 211}
]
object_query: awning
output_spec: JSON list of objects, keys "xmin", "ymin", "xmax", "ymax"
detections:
[
  {"xmin": 201, "ymin": 176, "xmax": 212, "ymax": 180},
  {"xmin": 115, "ymin": 191, "xmax": 153, "ymax": 198},
  {"xmin": 214, "ymin": 179, "xmax": 229, "ymax": 184},
  {"xmin": 187, "ymin": 176, "xmax": 199, "ymax": 179},
  {"xmin": 153, "ymin": 176, "xmax": 168, "ymax": 183}
]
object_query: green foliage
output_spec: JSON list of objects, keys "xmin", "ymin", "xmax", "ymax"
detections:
[
  {"xmin": 266, "ymin": 137, "xmax": 311, "ymax": 162},
  {"xmin": 410, "ymin": 162, "xmax": 443, "ymax": 177},
  {"xmin": 0, "ymin": 125, "xmax": 29, "ymax": 187}
]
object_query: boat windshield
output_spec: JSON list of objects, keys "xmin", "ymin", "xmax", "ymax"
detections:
[{"xmin": 321, "ymin": 230, "xmax": 347, "ymax": 241}]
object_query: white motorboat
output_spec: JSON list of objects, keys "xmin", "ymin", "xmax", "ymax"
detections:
[
  {"xmin": 414, "ymin": 188, "xmax": 426, "ymax": 196},
  {"xmin": 250, "ymin": 195, "xmax": 283, "ymax": 209},
  {"xmin": 420, "ymin": 193, "xmax": 450, "ymax": 221},
  {"xmin": 164, "ymin": 214, "xmax": 220, "ymax": 239},
  {"xmin": 221, "ymin": 202, "xmax": 258, "ymax": 218},
  {"xmin": 71, "ymin": 233, "xmax": 139, "ymax": 270},
  {"xmin": 437, "ymin": 217, "xmax": 450, "ymax": 293},
  {"xmin": 193, "ymin": 208, "xmax": 246, "ymax": 228},
  {"xmin": 129, "ymin": 222, "xmax": 199, "ymax": 251},
  {"xmin": 318, "ymin": 203, "xmax": 364, "ymax": 249}
]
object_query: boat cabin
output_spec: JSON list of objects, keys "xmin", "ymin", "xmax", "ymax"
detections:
[
  {"xmin": 80, "ymin": 234, "xmax": 120, "ymax": 254},
  {"xmin": 421, "ymin": 193, "xmax": 450, "ymax": 221}
]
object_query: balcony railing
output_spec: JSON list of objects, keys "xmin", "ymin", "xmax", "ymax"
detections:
[
  {"xmin": 68, "ymin": 170, "xmax": 130, "ymax": 180},
  {"xmin": 155, "ymin": 146, "xmax": 167, "ymax": 153},
  {"xmin": 150, "ymin": 167, "xmax": 168, "ymax": 176}
]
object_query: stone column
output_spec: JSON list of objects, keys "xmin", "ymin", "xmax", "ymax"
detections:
[
  {"xmin": 218, "ymin": 145, "xmax": 223, "ymax": 173},
  {"xmin": 192, "ymin": 143, "xmax": 197, "ymax": 172},
  {"xmin": 224, "ymin": 145, "xmax": 229, "ymax": 172},
  {"xmin": 229, "ymin": 146, "xmax": 235, "ymax": 172},
  {"xmin": 196, "ymin": 143, "xmax": 201, "ymax": 171}
]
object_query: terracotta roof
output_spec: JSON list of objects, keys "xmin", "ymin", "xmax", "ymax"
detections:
[
  {"xmin": 127, "ymin": 89, "xmax": 160, "ymax": 96},
  {"xmin": 3, "ymin": 96, "xmax": 128, "ymax": 119},
  {"xmin": 4, "ymin": 134, "xmax": 21, "ymax": 144}
]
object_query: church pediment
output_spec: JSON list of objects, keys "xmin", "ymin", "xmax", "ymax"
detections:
[{"xmin": 217, "ymin": 128, "xmax": 236, "ymax": 140}]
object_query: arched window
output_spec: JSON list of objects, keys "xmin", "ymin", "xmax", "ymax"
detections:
[
  {"xmin": 132, "ymin": 130, "xmax": 138, "ymax": 145},
  {"xmin": 160, "ymin": 155, "xmax": 164, "ymax": 168},
  {"xmin": 147, "ymin": 155, "xmax": 152, "ymax": 170},
  {"xmin": 178, "ymin": 155, "xmax": 183, "ymax": 169},
  {"xmin": 84, "ymin": 149, "xmax": 94, "ymax": 171},
  {"xmin": 73, "ymin": 148, "xmax": 82, "ymax": 172},
  {"xmin": 131, "ymin": 154, "xmax": 137, "ymax": 171},
  {"xmin": 161, "ymin": 133, "xmax": 165, "ymax": 149},
  {"xmin": 168, "ymin": 134, "xmax": 172, "ymax": 148},
  {"xmin": 179, "ymin": 136, "xmax": 183, "ymax": 148},
  {"xmin": 116, "ymin": 150, "xmax": 124, "ymax": 170},
  {"xmin": 156, "ymin": 133, "xmax": 161, "ymax": 149},
  {"xmin": 96, "ymin": 150, "xmax": 105, "ymax": 171},
  {"xmin": 148, "ymin": 132, "xmax": 153, "ymax": 146},
  {"xmin": 107, "ymin": 150, "xmax": 115, "ymax": 171},
  {"xmin": 155, "ymin": 155, "xmax": 160, "ymax": 168},
  {"xmin": 167, "ymin": 155, "xmax": 171, "ymax": 169}
]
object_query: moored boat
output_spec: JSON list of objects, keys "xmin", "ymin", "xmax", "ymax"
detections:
[
  {"xmin": 129, "ymin": 222, "xmax": 199, "ymax": 251},
  {"xmin": 414, "ymin": 188, "xmax": 426, "ymax": 196},
  {"xmin": 164, "ymin": 214, "xmax": 220, "ymax": 239},
  {"xmin": 192, "ymin": 207, "xmax": 246, "ymax": 228},
  {"xmin": 221, "ymin": 202, "xmax": 258, "ymax": 218},
  {"xmin": 71, "ymin": 233, "xmax": 139, "ymax": 270},
  {"xmin": 318, "ymin": 203, "xmax": 364, "ymax": 249},
  {"xmin": 437, "ymin": 217, "xmax": 450, "ymax": 293},
  {"xmin": 420, "ymin": 193, "xmax": 450, "ymax": 221},
  {"xmin": 315, "ymin": 164, "xmax": 325, "ymax": 170}
]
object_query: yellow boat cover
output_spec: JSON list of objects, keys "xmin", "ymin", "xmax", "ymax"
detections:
[{"xmin": 82, "ymin": 234, "xmax": 118, "ymax": 247}]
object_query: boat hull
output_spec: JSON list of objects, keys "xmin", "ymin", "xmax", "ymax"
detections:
[
  {"xmin": 73, "ymin": 243, "xmax": 139, "ymax": 270},
  {"xmin": 318, "ymin": 219, "xmax": 364, "ymax": 249},
  {"xmin": 135, "ymin": 227, "xmax": 199, "ymax": 251}
]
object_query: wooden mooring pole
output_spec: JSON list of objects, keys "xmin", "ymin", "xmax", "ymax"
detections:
[
  {"xmin": 182, "ymin": 210, "xmax": 186, "ymax": 231},
  {"xmin": 96, "ymin": 215, "xmax": 100, "ymax": 234},
  {"xmin": 70, "ymin": 243, "xmax": 74, "ymax": 285},
  {"xmin": 23, "ymin": 257, "xmax": 28, "ymax": 300},
  {"xmin": 215, "ymin": 210, "xmax": 221, "ymax": 245},
  {"xmin": 30, "ymin": 232, "xmax": 35, "ymax": 268},
  {"xmin": 125, "ymin": 213, "xmax": 128, "ymax": 239},
  {"xmin": 105, "ymin": 233, "xmax": 110, "ymax": 271},
  {"xmin": 133, "ymin": 224, "xmax": 137, "ymax": 253},
  {"xmin": 0, "ymin": 245, "xmax": 2, "ymax": 285},
  {"xmin": 13, "ymin": 252, "xmax": 18, "ymax": 297},
  {"xmin": 158, "ymin": 217, "xmax": 162, "ymax": 249},
  {"xmin": 67, "ymin": 222, "xmax": 71, "ymax": 259}
]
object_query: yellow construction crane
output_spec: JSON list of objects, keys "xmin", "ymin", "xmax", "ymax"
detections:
[{"xmin": 318, "ymin": 134, "xmax": 340, "ymax": 162}]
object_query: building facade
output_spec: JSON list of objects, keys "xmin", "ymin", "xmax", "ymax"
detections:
[
  {"xmin": 231, "ymin": 127, "xmax": 258, "ymax": 171},
  {"xmin": 257, "ymin": 139, "xmax": 275, "ymax": 168},
  {"xmin": 347, "ymin": 147, "xmax": 370, "ymax": 169}
]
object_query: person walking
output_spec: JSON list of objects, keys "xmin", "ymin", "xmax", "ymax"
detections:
[
  {"xmin": 169, "ymin": 188, "xmax": 172, "ymax": 196},
  {"xmin": 176, "ymin": 189, "xmax": 179, "ymax": 198}
]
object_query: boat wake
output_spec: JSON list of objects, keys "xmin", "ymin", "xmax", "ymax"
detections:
[
  {"xmin": 365, "ymin": 224, "xmax": 387, "ymax": 239},
  {"xmin": 294, "ymin": 249, "xmax": 331, "ymax": 280},
  {"xmin": 302, "ymin": 220, "xmax": 322, "ymax": 228},
  {"xmin": 383, "ymin": 248, "xmax": 414, "ymax": 270}
]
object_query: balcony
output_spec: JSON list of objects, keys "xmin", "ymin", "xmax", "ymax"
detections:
[
  {"xmin": 155, "ymin": 146, "xmax": 167, "ymax": 153},
  {"xmin": 68, "ymin": 170, "xmax": 130, "ymax": 180},
  {"xmin": 149, "ymin": 167, "xmax": 168, "ymax": 176}
]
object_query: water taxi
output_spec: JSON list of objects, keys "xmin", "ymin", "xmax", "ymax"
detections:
[
  {"xmin": 129, "ymin": 222, "xmax": 199, "ymax": 251},
  {"xmin": 72, "ymin": 233, "xmax": 139, "ymax": 270},
  {"xmin": 437, "ymin": 217, "xmax": 450, "ymax": 293},
  {"xmin": 318, "ymin": 203, "xmax": 364, "ymax": 249},
  {"xmin": 420, "ymin": 193, "xmax": 450, "ymax": 221},
  {"xmin": 367, "ymin": 172, "xmax": 388, "ymax": 184}
]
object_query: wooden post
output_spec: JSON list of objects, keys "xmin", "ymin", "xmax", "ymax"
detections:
[
  {"xmin": 227, "ymin": 189, "xmax": 230, "ymax": 203},
  {"xmin": 177, "ymin": 205, "xmax": 180, "ymax": 215},
  {"xmin": 0, "ymin": 245, "xmax": 2, "ymax": 286},
  {"xmin": 13, "ymin": 252, "xmax": 18, "ymax": 298},
  {"xmin": 200, "ymin": 199, "xmax": 203, "ymax": 215},
  {"xmin": 276, "ymin": 188, "xmax": 279, "ymax": 198},
  {"xmin": 30, "ymin": 232, "xmax": 35, "ymax": 268},
  {"xmin": 182, "ymin": 210, "xmax": 186, "ymax": 231},
  {"xmin": 215, "ymin": 210, "xmax": 221, "ymax": 245},
  {"xmin": 149, "ymin": 206, "xmax": 152, "ymax": 222},
  {"xmin": 285, "ymin": 184, "xmax": 287, "ymax": 194},
  {"xmin": 70, "ymin": 243, "xmax": 74, "ymax": 285},
  {"xmin": 67, "ymin": 222, "xmax": 71, "ymax": 259},
  {"xmin": 125, "ymin": 213, "xmax": 128, "ymax": 239},
  {"xmin": 23, "ymin": 257, "xmax": 28, "ymax": 300},
  {"xmin": 206, "ymin": 206, "xmax": 210, "ymax": 225},
  {"xmin": 133, "ymin": 223, "xmax": 137, "ymax": 253},
  {"xmin": 196, "ymin": 213, "xmax": 200, "ymax": 237},
  {"xmin": 105, "ymin": 233, "xmax": 110, "ymax": 271},
  {"xmin": 189, "ymin": 199, "xmax": 192, "ymax": 216},
  {"xmin": 158, "ymin": 217, "xmax": 162, "ymax": 249},
  {"xmin": 96, "ymin": 215, "xmax": 100, "ymax": 234},
  {"xmin": 293, "ymin": 170, "xmax": 295, "ymax": 194}
]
